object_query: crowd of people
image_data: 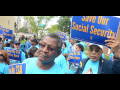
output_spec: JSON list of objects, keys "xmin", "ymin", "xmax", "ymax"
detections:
[{"xmin": 0, "ymin": 33, "xmax": 120, "ymax": 74}]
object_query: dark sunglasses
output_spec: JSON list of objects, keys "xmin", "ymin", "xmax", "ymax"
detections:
[
  {"xmin": 39, "ymin": 43, "xmax": 56, "ymax": 52},
  {"xmin": 89, "ymin": 48, "xmax": 100, "ymax": 53},
  {"xmin": 15, "ymin": 43, "xmax": 20, "ymax": 46},
  {"xmin": 0, "ymin": 54, "xmax": 3, "ymax": 56}
]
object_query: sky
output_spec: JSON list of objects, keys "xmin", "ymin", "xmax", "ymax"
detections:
[{"xmin": 21, "ymin": 16, "xmax": 60, "ymax": 28}]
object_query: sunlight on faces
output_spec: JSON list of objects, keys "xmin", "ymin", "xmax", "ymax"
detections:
[
  {"xmin": 89, "ymin": 45, "xmax": 103, "ymax": 62},
  {"xmin": 38, "ymin": 36, "xmax": 60, "ymax": 63}
]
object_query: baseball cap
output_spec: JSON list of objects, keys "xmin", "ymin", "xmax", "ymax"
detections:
[
  {"xmin": 89, "ymin": 43, "xmax": 103, "ymax": 51},
  {"xmin": 14, "ymin": 40, "xmax": 20, "ymax": 44}
]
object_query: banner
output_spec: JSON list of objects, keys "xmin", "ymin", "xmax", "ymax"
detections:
[
  {"xmin": 0, "ymin": 25, "xmax": 3, "ymax": 35},
  {"xmin": 69, "ymin": 51, "xmax": 82, "ymax": 64},
  {"xmin": 71, "ymin": 16, "xmax": 120, "ymax": 48},
  {"xmin": 3, "ymin": 28, "xmax": 13, "ymax": 40},
  {"xmin": 56, "ymin": 31, "xmax": 67, "ymax": 41},
  {"xmin": 5, "ymin": 48, "xmax": 22, "ymax": 61},
  {"xmin": 9, "ymin": 63, "xmax": 26, "ymax": 74}
]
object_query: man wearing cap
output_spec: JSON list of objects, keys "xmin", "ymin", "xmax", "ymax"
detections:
[
  {"xmin": 1, "ymin": 37, "xmax": 26, "ymax": 64},
  {"xmin": 76, "ymin": 37, "xmax": 120, "ymax": 74},
  {"xmin": 9, "ymin": 40, "xmax": 26, "ymax": 64}
]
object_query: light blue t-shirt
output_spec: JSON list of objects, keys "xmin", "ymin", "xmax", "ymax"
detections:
[
  {"xmin": 0, "ymin": 63, "xmax": 9, "ymax": 74},
  {"xmin": 109, "ymin": 53, "xmax": 114, "ymax": 58},
  {"xmin": 68, "ymin": 44, "xmax": 76, "ymax": 52},
  {"xmin": 82, "ymin": 59, "xmax": 99, "ymax": 74},
  {"xmin": 65, "ymin": 40, "xmax": 71, "ymax": 48},
  {"xmin": 102, "ymin": 53, "xmax": 104, "ymax": 58},
  {"xmin": 25, "ymin": 41, "xmax": 32, "ymax": 52},
  {"xmin": 28, "ymin": 45, "xmax": 39, "ymax": 51},
  {"xmin": 55, "ymin": 54, "xmax": 68, "ymax": 73},
  {"xmin": 22, "ymin": 57, "xmax": 65, "ymax": 74},
  {"xmin": 62, "ymin": 47, "xmax": 69, "ymax": 54}
]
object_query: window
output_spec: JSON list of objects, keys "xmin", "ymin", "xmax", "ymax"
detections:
[{"xmin": 8, "ymin": 20, "xmax": 9, "ymax": 25}]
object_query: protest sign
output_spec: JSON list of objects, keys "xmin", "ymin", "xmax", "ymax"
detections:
[
  {"xmin": 0, "ymin": 25, "xmax": 3, "ymax": 35},
  {"xmin": 69, "ymin": 51, "xmax": 82, "ymax": 64},
  {"xmin": 56, "ymin": 31, "xmax": 67, "ymax": 41},
  {"xmin": 3, "ymin": 28, "xmax": 13, "ymax": 40},
  {"xmin": 5, "ymin": 48, "xmax": 22, "ymax": 62},
  {"xmin": 9, "ymin": 63, "xmax": 26, "ymax": 74},
  {"xmin": 71, "ymin": 16, "xmax": 120, "ymax": 48}
]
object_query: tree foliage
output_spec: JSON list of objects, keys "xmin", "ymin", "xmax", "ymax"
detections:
[
  {"xmin": 23, "ymin": 16, "xmax": 55, "ymax": 37},
  {"xmin": 47, "ymin": 24, "xmax": 62, "ymax": 33},
  {"xmin": 57, "ymin": 16, "xmax": 72, "ymax": 34},
  {"xmin": 18, "ymin": 27, "xmax": 28, "ymax": 33}
]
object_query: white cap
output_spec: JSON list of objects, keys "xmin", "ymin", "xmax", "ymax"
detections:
[{"xmin": 89, "ymin": 43, "xmax": 103, "ymax": 51}]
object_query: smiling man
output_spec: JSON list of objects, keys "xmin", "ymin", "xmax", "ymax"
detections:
[
  {"xmin": 23, "ymin": 33, "xmax": 65, "ymax": 74},
  {"xmin": 76, "ymin": 37, "xmax": 120, "ymax": 74}
]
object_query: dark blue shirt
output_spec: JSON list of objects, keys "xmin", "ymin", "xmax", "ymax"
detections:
[{"xmin": 25, "ymin": 41, "xmax": 32, "ymax": 52}]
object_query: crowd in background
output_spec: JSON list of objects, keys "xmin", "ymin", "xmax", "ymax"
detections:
[{"xmin": 0, "ymin": 33, "xmax": 120, "ymax": 74}]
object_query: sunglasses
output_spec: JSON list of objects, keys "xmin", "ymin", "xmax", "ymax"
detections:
[
  {"xmin": 89, "ymin": 48, "xmax": 100, "ymax": 53},
  {"xmin": 0, "ymin": 54, "xmax": 3, "ymax": 56},
  {"xmin": 15, "ymin": 44, "xmax": 20, "ymax": 46},
  {"xmin": 39, "ymin": 43, "xmax": 56, "ymax": 52}
]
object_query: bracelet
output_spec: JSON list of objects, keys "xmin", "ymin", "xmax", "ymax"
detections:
[{"xmin": 113, "ymin": 56, "xmax": 120, "ymax": 60}]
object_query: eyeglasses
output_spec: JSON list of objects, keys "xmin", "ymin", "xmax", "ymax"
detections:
[
  {"xmin": 15, "ymin": 44, "xmax": 20, "ymax": 46},
  {"xmin": 39, "ymin": 43, "xmax": 56, "ymax": 52},
  {"xmin": 89, "ymin": 48, "xmax": 100, "ymax": 53},
  {"xmin": 0, "ymin": 54, "xmax": 3, "ymax": 56}
]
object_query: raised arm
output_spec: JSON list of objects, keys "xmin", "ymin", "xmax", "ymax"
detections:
[{"xmin": 1, "ymin": 36, "xmax": 5, "ymax": 50}]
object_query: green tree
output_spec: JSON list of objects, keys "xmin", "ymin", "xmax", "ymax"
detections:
[
  {"xmin": 23, "ymin": 16, "xmax": 55, "ymax": 37},
  {"xmin": 47, "ymin": 24, "xmax": 62, "ymax": 33},
  {"xmin": 18, "ymin": 27, "xmax": 28, "ymax": 33},
  {"xmin": 57, "ymin": 16, "xmax": 72, "ymax": 34}
]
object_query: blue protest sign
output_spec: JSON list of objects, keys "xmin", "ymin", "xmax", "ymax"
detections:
[
  {"xmin": 71, "ymin": 16, "xmax": 120, "ymax": 48},
  {"xmin": 69, "ymin": 51, "xmax": 82, "ymax": 64},
  {"xmin": 5, "ymin": 48, "xmax": 22, "ymax": 61},
  {"xmin": 56, "ymin": 31, "xmax": 67, "ymax": 41},
  {"xmin": 3, "ymin": 28, "xmax": 13, "ymax": 40},
  {"xmin": 0, "ymin": 25, "xmax": 3, "ymax": 35},
  {"xmin": 9, "ymin": 63, "xmax": 27, "ymax": 74}
]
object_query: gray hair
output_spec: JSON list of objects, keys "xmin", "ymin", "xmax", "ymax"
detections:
[{"xmin": 41, "ymin": 33, "xmax": 63, "ymax": 52}]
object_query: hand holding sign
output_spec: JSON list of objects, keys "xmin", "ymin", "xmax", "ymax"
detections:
[
  {"xmin": 71, "ymin": 16, "xmax": 120, "ymax": 48},
  {"xmin": 105, "ymin": 37, "xmax": 120, "ymax": 58}
]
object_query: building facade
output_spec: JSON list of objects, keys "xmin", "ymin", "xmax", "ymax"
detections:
[{"xmin": 0, "ymin": 16, "xmax": 15, "ymax": 34}]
